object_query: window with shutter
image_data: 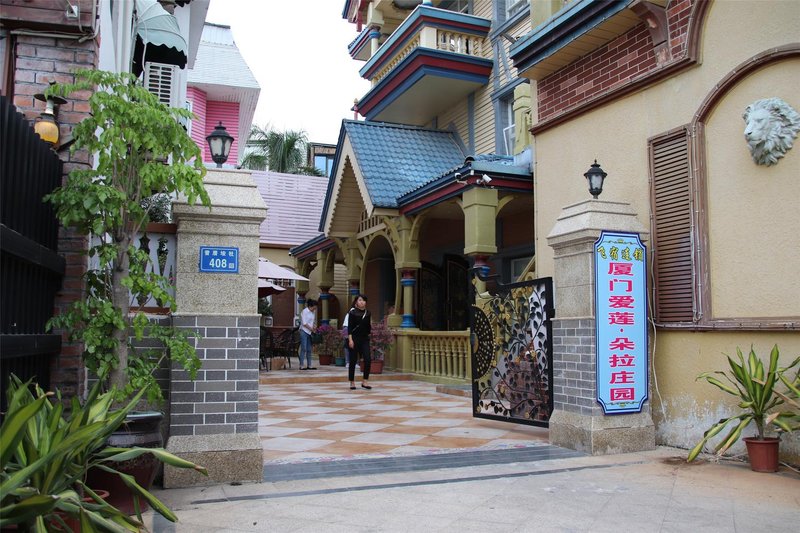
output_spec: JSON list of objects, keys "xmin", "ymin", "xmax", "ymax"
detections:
[{"xmin": 649, "ymin": 127, "xmax": 696, "ymax": 324}]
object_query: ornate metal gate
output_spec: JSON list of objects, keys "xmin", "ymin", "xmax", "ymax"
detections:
[{"xmin": 470, "ymin": 274, "xmax": 554, "ymax": 427}]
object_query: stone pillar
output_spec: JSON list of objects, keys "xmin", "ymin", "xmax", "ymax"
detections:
[
  {"xmin": 400, "ymin": 269, "xmax": 417, "ymax": 328},
  {"xmin": 546, "ymin": 199, "xmax": 655, "ymax": 455},
  {"xmin": 164, "ymin": 168, "xmax": 267, "ymax": 487}
]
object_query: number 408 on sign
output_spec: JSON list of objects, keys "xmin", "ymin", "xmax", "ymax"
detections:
[{"xmin": 199, "ymin": 246, "xmax": 239, "ymax": 273}]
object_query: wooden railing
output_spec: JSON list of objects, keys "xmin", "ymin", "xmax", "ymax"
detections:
[
  {"xmin": 436, "ymin": 29, "xmax": 483, "ymax": 57},
  {"xmin": 402, "ymin": 329, "xmax": 471, "ymax": 381}
]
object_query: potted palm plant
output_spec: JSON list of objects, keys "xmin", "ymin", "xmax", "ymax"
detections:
[
  {"xmin": 0, "ymin": 376, "xmax": 207, "ymax": 531},
  {"xmin": 687, "ymin": 345, "xmax": 800, "ymax": 472}
]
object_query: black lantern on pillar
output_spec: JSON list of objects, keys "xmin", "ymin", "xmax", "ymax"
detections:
[
  {"xmin": 205, "ymin": 122, "xmax": 234, "ymax": 168},
  {"xmin": 584, "ymin": 160, "xmax": 607, "ymax": 199}
]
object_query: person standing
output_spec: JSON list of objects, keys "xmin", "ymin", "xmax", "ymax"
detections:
[
  {"xmin": 299, "ymin": 299, "xmax": 318, "ymax": 370},
  {"xmin": 347, "ymin": 294, "xmax": 372, "ymax": 390}
]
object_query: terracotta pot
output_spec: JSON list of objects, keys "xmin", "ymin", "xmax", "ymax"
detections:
[
  {"xmin": 52, "ymin": 490, "xmax": 110, "ymax": 532},
  {"xmin": 743, "ymin": 437, "xmax": 780, "ymax": 472},
  {"xmin": 370, "ymin": 360, "xmax": 384, "ymax": 374},
  {"xmin": 86, "ymin": 412, "xmax": 163, "ymax": 514},
  {"xmin": 319, "ymin": 353, "xmax": 334, "ymax": 365}
]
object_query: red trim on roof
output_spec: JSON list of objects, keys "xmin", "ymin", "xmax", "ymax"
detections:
[
  {"xmin": 399, "ymin": 178, "xmax": 533, "ymax": 215},
  {"xmin": 293, "ymin": 238, "xmax": 336, "ymax": 260},
  {"xmin": 359, "ymin": 53, "xmax": 491, "ymax": 116}
]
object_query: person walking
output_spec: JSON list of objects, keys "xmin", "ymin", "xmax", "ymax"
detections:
[
  {"xmin": 347, "ymin": 294, "xmax": 372, "ymax": 390},
  {"xmin": 299, "ymin": 299, "xmax": 318, "ymax": 370}
]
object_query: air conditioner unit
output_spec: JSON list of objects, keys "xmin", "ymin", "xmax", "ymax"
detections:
[{"xmin": 143, "ymin": 62, "xmax": 180, "ymax": 109}]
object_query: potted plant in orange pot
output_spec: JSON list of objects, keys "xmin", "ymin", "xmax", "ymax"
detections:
[
  {"xmin": 316, "ymin": 325, "xmax": 341, "ymax": 366},
  {"xmin": 687, "ymin": 345, "xmax": 799, "ymax": 472},
  {"xmin": 368, "ymin": 319, "xmax": 395, "ymax": 375}
]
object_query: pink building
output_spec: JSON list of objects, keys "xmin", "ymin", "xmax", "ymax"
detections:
[{"xmin": 186, "ymin": 23, "xmax": 260, "ymax": 166}]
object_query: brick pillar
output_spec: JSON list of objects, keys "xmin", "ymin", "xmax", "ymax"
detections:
[
  {"xmin": 10, "ymin": 34, "xmax": 98, "ymax": 398},
  {"xmin": 164, "ymin": 168, "xmax": 266, "ymax": 487},
  {"xmin": 546, "ymin": 199, "xmax": 655, "ymax": 455}
]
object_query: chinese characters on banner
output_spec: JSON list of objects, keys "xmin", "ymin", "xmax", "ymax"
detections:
[
  {"xmin": 594, "ymin": 232, "xmax": 648, "ymax": 414},
  {"xmin": 199, "ymin": 246, "xmax": 239, "ymax": 273}
]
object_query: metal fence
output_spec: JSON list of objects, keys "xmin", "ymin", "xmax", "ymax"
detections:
[{"xmin": 0, "ymin": 95, "xmax": 65, "ymax": 407}]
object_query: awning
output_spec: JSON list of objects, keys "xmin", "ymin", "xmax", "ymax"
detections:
[
  {"xmin": 258, "ymin": 258, "xmax": 309, "ymax": 282},
  {"xmin": 258, "ymin": 279, "xmax": 286, "ymax": 298},
  {"xmin": 132, "ymin": 0, "xmax": 188, "ymax": 77}
]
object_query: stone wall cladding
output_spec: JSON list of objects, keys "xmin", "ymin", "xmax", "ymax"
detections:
[
  {"xmin": 552, "ymin": 317, "xmax": 599, "ymax": 416},
  {"xmin": 170, "ymin": 315, "xmax": 260, "ymax": 436},
  {"xmin": 10, "ymin": 34, "xmax": 98, "ymax": 397},
  {"xmin": 537, "ymin": 0, "xmax": 694, "ymax": 122}
]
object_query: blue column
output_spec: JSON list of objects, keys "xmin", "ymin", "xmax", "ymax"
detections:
[{"xmin": 400, "ymin": 270, "xmax": 416, "ymax": 328}]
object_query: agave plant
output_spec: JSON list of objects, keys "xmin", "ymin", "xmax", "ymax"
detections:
[
  {"xmin": 0, "ymin": 376, "xmax": 207, "ymax": 531},
  {"xmin": 687, "ymin": 345, "xmax": 800, "ymax": 462}
]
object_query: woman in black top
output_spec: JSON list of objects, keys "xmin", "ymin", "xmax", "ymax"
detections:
[{"xmin": 347, "ymin": 294, "xmax": 372, "ymax": 390}]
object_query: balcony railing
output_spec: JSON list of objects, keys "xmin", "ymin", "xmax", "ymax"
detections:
[{"xmin": 356, "ymin": 5, "xmax": 492, "ymax": 125}]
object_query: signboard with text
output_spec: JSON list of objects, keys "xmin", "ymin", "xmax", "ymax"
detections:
[
  {"xmin": 594, "ymin": 231, "xmax": 648, "ymax": 414},
  {"xmin": 199, "ymin": 246, "xmax": 239, "ymax": 273}
]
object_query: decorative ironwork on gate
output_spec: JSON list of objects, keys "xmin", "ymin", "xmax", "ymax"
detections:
[{"xmin": 470, "ymin": 273, "xmax": 554, "ymax": 427}]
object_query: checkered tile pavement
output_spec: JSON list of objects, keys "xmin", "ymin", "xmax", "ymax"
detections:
[{"xmin": 258, "ymin": 376, "xmax": 549, "ymax": 464}]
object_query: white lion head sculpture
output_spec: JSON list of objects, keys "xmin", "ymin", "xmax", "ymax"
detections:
[{"xmin": 742, "ymin": 97, "xmax": 800, "ymax": 166}]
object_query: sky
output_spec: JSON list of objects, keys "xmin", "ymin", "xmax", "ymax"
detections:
[{"xmin": 204, "ymin": 0, "xmax": 371, "ymax": 145}]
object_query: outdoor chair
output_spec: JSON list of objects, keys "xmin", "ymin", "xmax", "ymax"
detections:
[
  {"xmin": 259, "ymin": 327, "xmax": 274, "ymax": 371},
  {"xmin": 272, "ymin": 327, "xmax": 298, "ymax": 369}
]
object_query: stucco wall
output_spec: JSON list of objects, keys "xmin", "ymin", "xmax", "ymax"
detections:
[{"xmin": 529, "ymin": 2, "xmax": 800, "ymax": 460}]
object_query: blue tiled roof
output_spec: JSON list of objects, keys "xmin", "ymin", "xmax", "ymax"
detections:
[{"xmin": 343, "ymin": 120, "xmax": 465, "ymax": 208}]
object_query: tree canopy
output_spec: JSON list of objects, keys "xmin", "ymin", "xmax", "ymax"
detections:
[{"xmin": 241, "ymin": 125, "xmax": 324, "ymax": 176}]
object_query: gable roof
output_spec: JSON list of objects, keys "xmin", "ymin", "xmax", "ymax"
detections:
[
  {"xmin": 319, "ymin": 119, "xmax": 466, "ymax": 233},
  {"xmin": 252, "ymin": 170, "xmax": 328, "ymax": 248},
  {"xmin": 341, "ymin": 120, "xmax": 466, "ymax": 208}
]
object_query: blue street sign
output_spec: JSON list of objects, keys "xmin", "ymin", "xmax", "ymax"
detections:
[
  {"xmin": 199, "ymin": 246, "xmax": 239, "ymax": 273},
  {"xmin": 594, "ymin": 231, "xmax": 648, "ymax": 415}
]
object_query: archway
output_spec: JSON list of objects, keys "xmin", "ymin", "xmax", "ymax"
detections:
[{"xmin": 362, "ymin": 234, "xmax": 396, "ymax": 321}]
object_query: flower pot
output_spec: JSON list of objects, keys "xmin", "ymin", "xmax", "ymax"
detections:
[
  {"xmin": 743, "ymin": 437, "xmax": 780, "ymax": 472},
  {"xmin": 86, "ymin": 411, "xmax": 163, "ymax": 514},
  {"xmin": 52, "ymin": 490, "xmax": 110, "ymax": 532},
  {"xmin": 319, "ymin": 353, "xmax": 334, "ymax": 365},
  {"xmin": 370, "ymin": 360, "xmax": 384, "ymax": 374},
  {"xmin": 335, "ymin": 356, "xmax": 346, "ymax": 367}
]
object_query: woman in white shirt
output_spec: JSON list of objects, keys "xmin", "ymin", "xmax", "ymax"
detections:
[{"xmin": 299, "ymin": 299, "xmax": 318, "ymax": 370}]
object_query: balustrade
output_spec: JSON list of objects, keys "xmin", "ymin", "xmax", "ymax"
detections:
[{"xmin": 405, "ymin": 330, "xmax": 470, "ymax": 381}]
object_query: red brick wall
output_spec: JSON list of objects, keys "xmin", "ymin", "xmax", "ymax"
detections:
[
  {"xmin": 537, "ymin": 0, "xmax": 694, "ymax": 122},
  {"xmin": 11, "ymin": 34, "xmax": 97, "ymax": 397}
]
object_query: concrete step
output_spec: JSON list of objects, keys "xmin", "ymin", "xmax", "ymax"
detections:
[{"xmin": 259, "ymin": 368, "xmax": 414, "ymax": 385}]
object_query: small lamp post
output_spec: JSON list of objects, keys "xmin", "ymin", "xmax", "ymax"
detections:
[
  {"xmin": 205, "ymin": 122, "xmax": 234, "ymax": 168},
  {"xmin": 33, "ymin": 81, "xmax": 67, "ymax": 147},
  {"xmin": 584, "ymin": 160, "xmax": 607, "ymax": 199}
]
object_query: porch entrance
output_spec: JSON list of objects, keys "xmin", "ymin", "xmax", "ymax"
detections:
[{"xmin": 470, "ymin": 275, "xmax": 555, "ymax": 427}]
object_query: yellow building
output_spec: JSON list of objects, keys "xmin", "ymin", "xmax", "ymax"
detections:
[{"xmin": 510, "ymin": 0, "xmax": 799, "ymax": 460}]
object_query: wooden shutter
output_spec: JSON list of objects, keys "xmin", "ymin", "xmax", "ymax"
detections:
[
  {"xmin": 649, "ymin": 127, "xmax": 695, "ymax": 323},
  {"xmin": 143, "ymin": 62, "xmax": 179, "ymax": 108}
]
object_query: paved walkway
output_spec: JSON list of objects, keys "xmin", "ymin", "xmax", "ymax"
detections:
[
  {"xmin": 258, "ymin": 367, "xmax": 551, "ymax": 465},
  {"xmin": 143, "ymin": 447, "xmax": 800, "ymax": 532},
  {"xmin": 140, "ymin": 368, "xmax": 800, "ymax": 531}
]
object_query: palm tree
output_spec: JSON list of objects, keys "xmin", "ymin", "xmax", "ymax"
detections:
[{"xmin": 241, "ymin": 125, "xmax": 324, "ymax": 176}]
